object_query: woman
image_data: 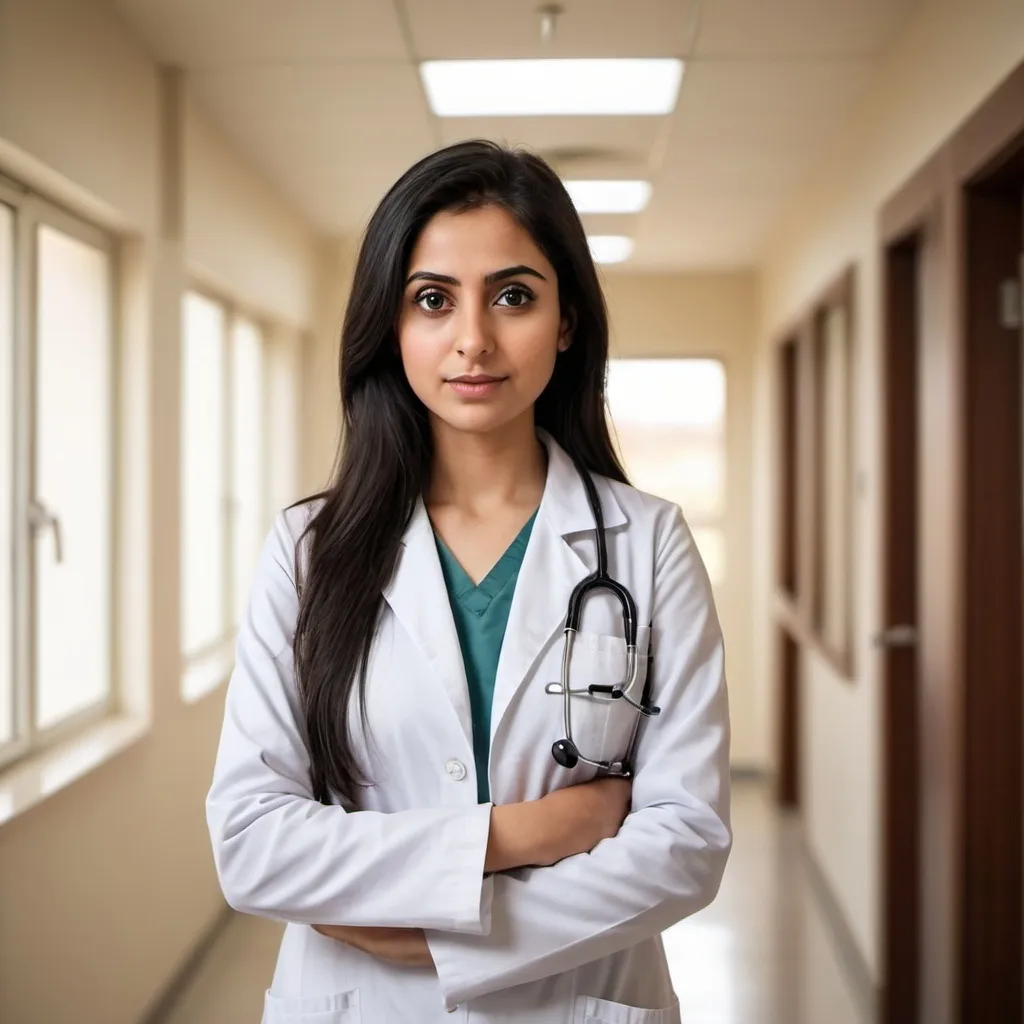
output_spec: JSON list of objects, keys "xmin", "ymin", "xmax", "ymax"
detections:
[{"xmin": 207, "ymin": 140, "xmax": 731, "ymax": 1024}]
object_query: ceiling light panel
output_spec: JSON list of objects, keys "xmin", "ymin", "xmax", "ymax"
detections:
[
  {"xmin": 564, "ymin": 180, "xmax": 652, "ymax": 214},
  {"xmin": 420, "ymin": 59, "xmax": 684, "ymax": 117},
  {"xmin": 588, "ymin": 235, "xmax": 635, "ymax": 264}
]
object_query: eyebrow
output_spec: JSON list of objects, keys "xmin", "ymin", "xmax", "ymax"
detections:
[{"xmin": 405, "ymin": 264, "xmax": 547, "ymax": 287}]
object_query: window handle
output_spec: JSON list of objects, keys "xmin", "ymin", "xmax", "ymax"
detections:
[{"xmin": 28, "ymin": 498, "xmax": 64, "ymax": 564}]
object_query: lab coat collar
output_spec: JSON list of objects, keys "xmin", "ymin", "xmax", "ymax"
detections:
[
  {"xmin": 382, "ymin": 430, "xmax": 628, "ymax": 758},
  {"xmin": 535, "ymin": 429, "xmax": 628, "ymax": 537}
]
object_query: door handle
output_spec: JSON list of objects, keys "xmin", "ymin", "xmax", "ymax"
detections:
[
  {"xmin": 28, "ymin": 498, "xmax": 64, "ymax": 564},
  {"xmin": 873, "ymin": 624, "xmax": 917, "ymax": 648}
]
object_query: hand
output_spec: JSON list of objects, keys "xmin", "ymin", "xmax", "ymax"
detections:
[
  {"xmin": 312, "ymin": 924, "xmax": 434, "ymax": 969},
  {"xmin": 535, "ymin": 776, "xmax": 632, "ymax": 865},
  {"xmin": 486, "ymin": 777, "xmax": 632, "ymax": 872}
]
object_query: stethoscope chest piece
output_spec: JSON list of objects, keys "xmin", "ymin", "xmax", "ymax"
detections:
[{"xmin": 551, "ymin": 738, "xmax": 580, "ymax": 769}]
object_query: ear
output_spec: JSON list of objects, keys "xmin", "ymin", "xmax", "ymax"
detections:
[{"xmin": 557, "ymin": 308, "xmax": 577, "ymax": 352}]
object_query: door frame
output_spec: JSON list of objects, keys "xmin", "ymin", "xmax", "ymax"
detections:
[{"xmin": 878, "ymin": 152, "xmax": 956, "ymax": 1024}]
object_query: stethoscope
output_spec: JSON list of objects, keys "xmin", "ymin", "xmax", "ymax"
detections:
[{"xmin": 547, "ymin": 460, "xmax": 661, "ymax": 778}]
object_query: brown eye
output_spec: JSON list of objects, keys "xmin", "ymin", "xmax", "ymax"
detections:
[
  {"xmin": 495, "ymin": 285, "xmax": 534, "ymax": 308},
  {"xmin": 415, "ymin": 289, "xmax": 449, "ymax": 313}
]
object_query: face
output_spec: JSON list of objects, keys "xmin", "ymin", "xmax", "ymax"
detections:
[{"xmin": 397, "ymin": 204, "xmax": 571, "ymax": 439}]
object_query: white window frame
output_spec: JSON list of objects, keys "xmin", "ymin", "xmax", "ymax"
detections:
[
  {"xmin": 0, "ymin": 175, "xmax": 119, "ymax": 773},
  {"xmin": 180, "ymin": 285, "xmax": 269, "ymax": 702}
]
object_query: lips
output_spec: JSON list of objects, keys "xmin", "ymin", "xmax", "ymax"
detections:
[{"xmin": 446, "ymin": 374, "xmax": 507, "ymax": 398}]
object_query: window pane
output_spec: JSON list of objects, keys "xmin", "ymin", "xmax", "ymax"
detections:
[
  {"xmin": 181, "ymin": 292, "xmax": 227, "ymax": 657},
  {"xmin": 0, "ymin": 205, "xmax": 13, "ymax": 744},
  {"xmin": 34, "ymin": 226, "xmax": 112, "ymax": 730},
  {"xmin": 231, "ymin": 316, "xmax": 263, "ymax": 627},
  {"xmin": 607, "ymin": 359, "xmax": 727, "ymax": 585}
]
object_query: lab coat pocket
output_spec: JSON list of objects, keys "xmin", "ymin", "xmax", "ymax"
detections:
[
  {"xmin": 575, "ymin": 994, "xmax": 681, "ymax": 1024},
  {"xmin": 568, "ymin": 630, "xmax": 650, "ymax": 765},
  {"xmin": 262, "ymin": 988, "xmax": 360, "ymax": 1024}
]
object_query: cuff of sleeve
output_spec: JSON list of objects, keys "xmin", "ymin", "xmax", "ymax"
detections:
[
  {"xmin": 427, "ymin": 928, "xmax": 478, "ymax": 1011},
  {"xmin": 437, "ymin": 802, "xmax": 494, "ymax": 935}
]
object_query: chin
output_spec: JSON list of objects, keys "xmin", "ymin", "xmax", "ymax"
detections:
[{"xmin": 432, "ymin": 402, "xmax": 529, "ymax": 437}]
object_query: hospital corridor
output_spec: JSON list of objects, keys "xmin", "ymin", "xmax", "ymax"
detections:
[{"xmin": 1, "ymin": 1, "xmax": 1023, "ymax": 1022}]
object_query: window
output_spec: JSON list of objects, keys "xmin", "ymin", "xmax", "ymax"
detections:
[
  {"xmin": 180, "ymin": 291, "xmax": 266, "ymax": 702},
  {"xmin": 606, "ymin": 359, "xmax": 727, "ymax": 585},
  {"xmin": 0, "ymin": 185, "xmax": 117, "ymax": 770}
]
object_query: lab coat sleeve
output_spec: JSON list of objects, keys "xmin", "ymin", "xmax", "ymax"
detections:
[
  {"xmin": 426, "ymin": 505, "xmax": 731, "ymax": 1006},
  {"xmin": 205, "ymin": 510, "xmax": 494, "ymax": 934}
]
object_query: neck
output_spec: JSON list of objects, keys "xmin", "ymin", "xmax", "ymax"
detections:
[{"xmin": 426, "ymin": 413, "xmax": 547, "ymax": 517}]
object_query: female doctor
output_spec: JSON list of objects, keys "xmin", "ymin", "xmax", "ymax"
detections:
[{"xmin": 206, "ymin": 140, "xmax": 731, "ymax": 1024}]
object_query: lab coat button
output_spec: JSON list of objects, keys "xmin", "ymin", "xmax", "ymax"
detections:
[{"xmin": 445, "ymin": 759, "xmax": 467, "ymax": 782}]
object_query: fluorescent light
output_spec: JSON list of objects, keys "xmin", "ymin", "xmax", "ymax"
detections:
[
  {"xmin": 565, "ymin": 180, "xmax": 652, "ymax": 214},
  {"xmin": 420, "ymin": 59, "xmax": 684, "ymax": 117},
  {"xmin": 588, "ymin": 236, "xmax": 634, "ymax": 264}
]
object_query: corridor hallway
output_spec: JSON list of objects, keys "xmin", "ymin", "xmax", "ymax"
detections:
[
  {"xmin": 2, "ymin": 0, "xmax": 1024, "ymax": 1021},
  {"xmin": 160, "ymin": 783, "xmax": 869, "ymax": 1024}
]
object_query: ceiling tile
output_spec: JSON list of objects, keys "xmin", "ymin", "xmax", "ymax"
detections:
[
  {"xmin": 695, "ymin": 0, "xmax": 919, "ymax": 58},
  {"xmin": 629, "ymin": 195, "xmax": 781, "ymax": 269},
  {"xmin": 405, "ymin": 0, "xmax": 696, "ymax": 59},
  {"xmin": 115, "ymin": 0, "xmax": 408, "ymax": 64},
  {"xmin": 438, "ymin": 115, "xmax": 666, "ymax": 174},
  {"xmin": 189, "ymin": 64, "xmax": 437, "ymax": 231}
]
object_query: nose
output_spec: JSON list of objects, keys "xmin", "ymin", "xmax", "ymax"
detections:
[{"xmin": 455, "ymin": 302, "xmax": 494, "ymax": 359}]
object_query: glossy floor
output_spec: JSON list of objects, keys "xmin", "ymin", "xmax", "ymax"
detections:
[{"xmin": 162, "ymin": 781, "xmax": 869, "ymax": 1024}]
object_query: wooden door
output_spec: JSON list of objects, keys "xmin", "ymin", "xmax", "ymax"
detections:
[
  {"xmin": 959, "ymin": 152, "xmax": 1023, "ymax": 1024},
  {"xmin": 879, "ymin": 234, "xmax": 923, "ymax": 1024}
]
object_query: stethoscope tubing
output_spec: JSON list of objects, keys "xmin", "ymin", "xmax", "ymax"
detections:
[{"xmin": 549, "ymin": 458, "xmax": 661, "ymax": 776}]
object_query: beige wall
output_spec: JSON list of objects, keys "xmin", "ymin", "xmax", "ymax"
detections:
[
  {"xmin": 302, "ymin": 238, "xmax": 355, "ymax": 496},
  {"xmin": 0, "ymin": 2, "xmax": 321, "ymax": 1022},
  {"xmin": 753, "ymin": 0, "xmax": 1024, "ymax": 988},
  {"xmin": 184, "ymin": 95, "xmax": 320, "ymax": 329},
  {"xmin": 603, "ymin": 272, "xmax": 760, "ymax": 769}
]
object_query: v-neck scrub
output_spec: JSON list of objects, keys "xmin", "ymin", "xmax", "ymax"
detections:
[{"xmin": 434, "ymin": 511, "xmax": 537, "ymax": 803}]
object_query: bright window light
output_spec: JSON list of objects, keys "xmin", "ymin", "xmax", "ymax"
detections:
[
  {"xmin": 606, "ymin": 359, "xmax": 728, "ymax": 584},
  {"xmin": 420, "ymin": 59, "xmax": 684, "ymax": 117},
  {"xmin": 565, "ymin": 180, "xmax": 652, "ymax": 214},
  {"xmin": 588, "ymin": 235, "xmax": 634, "ymax": 264},
  {"xmin": 606, "ymin": 359, "xmax": 726, "ymax": 428}
]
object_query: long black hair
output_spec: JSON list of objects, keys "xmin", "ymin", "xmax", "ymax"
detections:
[{"xmin": 294, "ymin": 139, "xmax": 627, "ymax": 804}]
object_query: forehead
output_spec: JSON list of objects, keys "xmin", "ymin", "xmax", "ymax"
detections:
[{"xmin": 407, "ymin": 205, "xmax": 554, "ymax": 278}]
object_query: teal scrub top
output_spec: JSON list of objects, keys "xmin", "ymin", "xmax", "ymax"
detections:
[{"xmin": 434, "ymin": 511, "xmax": 538, "ymax": 803}]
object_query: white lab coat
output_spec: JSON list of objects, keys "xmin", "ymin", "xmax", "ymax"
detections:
[{"xmin": 206, "ymin": 432, "xmax": 731, "ymax": 1024}]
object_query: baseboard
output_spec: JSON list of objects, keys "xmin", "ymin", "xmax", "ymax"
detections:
[
  {"xmin": 139, "ymin": 903, "xmax": 234, "ymax": 1024},
  {"xmin": 801, "ymin": 838, "xmax": 879, "ymax": 1024}
]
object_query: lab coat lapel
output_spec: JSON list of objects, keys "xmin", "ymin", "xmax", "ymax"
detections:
[
  {"xmin": 489, "ymin": 434, "xmax": 627, "ymax": 743},
  {"xmin": 383, "ymin": 499, "xmax": 474, "ymax": 747}
]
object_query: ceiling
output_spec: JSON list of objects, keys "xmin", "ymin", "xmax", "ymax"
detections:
[{"xmin": 112, "ymin": 0, "xmax": 919, "ymax": 271}]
